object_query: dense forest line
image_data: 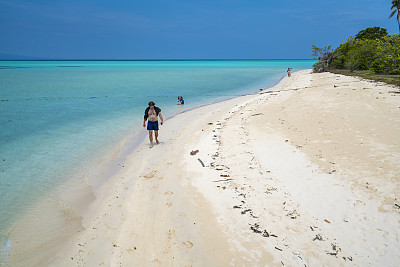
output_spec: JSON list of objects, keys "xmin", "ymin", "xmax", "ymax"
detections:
[
  {"xmin": 312, "ymin": 1, "xmax": 400, "ymax": 86},
  {"xmin": 312, "ymin": 27, "xmax": 400, "ymax": 75}
]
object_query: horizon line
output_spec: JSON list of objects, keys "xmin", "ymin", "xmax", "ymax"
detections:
[{"xmin": 0, "ymin": 58, "xmax": 315, "ymax": 61}]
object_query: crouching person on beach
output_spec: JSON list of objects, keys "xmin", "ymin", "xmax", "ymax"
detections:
[{"xmin": 143, "ymin": 101, "xmax": 164, "ymax": 148}]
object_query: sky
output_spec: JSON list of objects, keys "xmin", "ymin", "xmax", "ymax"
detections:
[{"xmin": 0, "ymin": 0, "xmax": 398, "ymax": 60}]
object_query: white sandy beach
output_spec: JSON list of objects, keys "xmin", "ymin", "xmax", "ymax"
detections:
[{"xmin": 47, "ymin": 70, "xmax": 400, "ymax": 266}]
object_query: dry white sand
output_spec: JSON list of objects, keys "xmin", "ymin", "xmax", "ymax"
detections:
[{"xmin": 50, "ymin": 70, "xmax": 400, "ymax": 266}]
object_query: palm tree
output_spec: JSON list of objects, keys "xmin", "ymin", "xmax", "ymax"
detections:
[{"xmin": 389, "ymin": 0, "xmax": 400, "ymax": 32}]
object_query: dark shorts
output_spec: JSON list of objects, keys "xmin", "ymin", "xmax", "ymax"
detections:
[{"xmin": 147, "ymin": 121, "xmax": 159, "ymax": 131}]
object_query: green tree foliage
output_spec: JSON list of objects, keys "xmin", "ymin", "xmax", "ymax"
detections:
[
  {"xmin": 312, "ymin": 26, "xmax": 400, "ymax": 75},
  {"xmin": 355, "ymin": 27, "xmax": 388, "ymax": 40},
  {"xmin": 389, "ymin": 0, "xmax": 400, "ymax": 32},
  {"xmin": 311, "ymin": 45, "xmax": 334, "ymax": 72},
  {"xmin": 331, "ymin": 37, "xmax": 356, "ymax": 69},
  {"xmin": 332, "ymin": 38, "xmax": 378, "ymax": 71},
  {"xmin": 371, "ymin": 34, "xmax": 400, "ymax": 74}
]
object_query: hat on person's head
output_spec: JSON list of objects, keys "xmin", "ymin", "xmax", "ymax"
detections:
[{"xmin": 148, "ymin": 101, "xmax": 155, "ymax": 106}]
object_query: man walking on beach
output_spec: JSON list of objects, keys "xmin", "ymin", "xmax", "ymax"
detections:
[{"xmin": 143, "ymin": 101, "xmax": 164, "ymax": 148}]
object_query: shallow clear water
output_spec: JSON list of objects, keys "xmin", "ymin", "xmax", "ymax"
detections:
[{"xmin": 0, "ymin": 60, "xmax": 314, "ymax": 263}]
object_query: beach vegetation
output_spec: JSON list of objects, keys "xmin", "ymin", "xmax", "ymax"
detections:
[
  {"xmin": 311, "ymin": 45, "xmax": 334, "ymax": 73},
  {"xmin": 312, "ymin": 26, "xmax": 400, "ymax": 83},
  {"xmin": 329, "ymin": 69, "xmax": 400, "ymax": 87},
  {"xmin": 355, "ymin": 27, "xmax": 388, "ymax": 40},
  {"xmin": 370, "ymin": 34, "xmax": 400, "ymax": 74},
  {"xmin": 334, "ymin": 38, "xmax": 378, "ymax": 71}
]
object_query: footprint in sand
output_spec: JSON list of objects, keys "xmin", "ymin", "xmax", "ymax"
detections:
[
  {"xmin": 355, "ymin": 199, "xmax": 366, "ymax": 206},
  {"xmin": 142, "ymin": 170, "xmax": 157, "ymax": 179},
  {"xmin": 169, "ymin": 229, "xmax": 175, "ymax": 236},
  {"xmin": 153, "ymin": 259, "xmax": 162, "ymax": 264},
  {"xmin": 142, "ymin": 170, "xmax": 163, "ymax": 180},
  {"xmin": 183, "ymin": 241, "xmax": 193, "ymax": 248},
  {"xmin": 164, "ymin": 191, "xmax": 173, "ymax": 207}
]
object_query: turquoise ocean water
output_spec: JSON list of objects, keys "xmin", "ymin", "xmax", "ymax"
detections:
[{"xmin": 0, "ymin": 60, "xmax": 314, "ymax": 264}]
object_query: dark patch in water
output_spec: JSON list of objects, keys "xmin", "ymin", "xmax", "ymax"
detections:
[{"xmin": 0, "ymin": 66, "xmax": 29, "ymax": 69}]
